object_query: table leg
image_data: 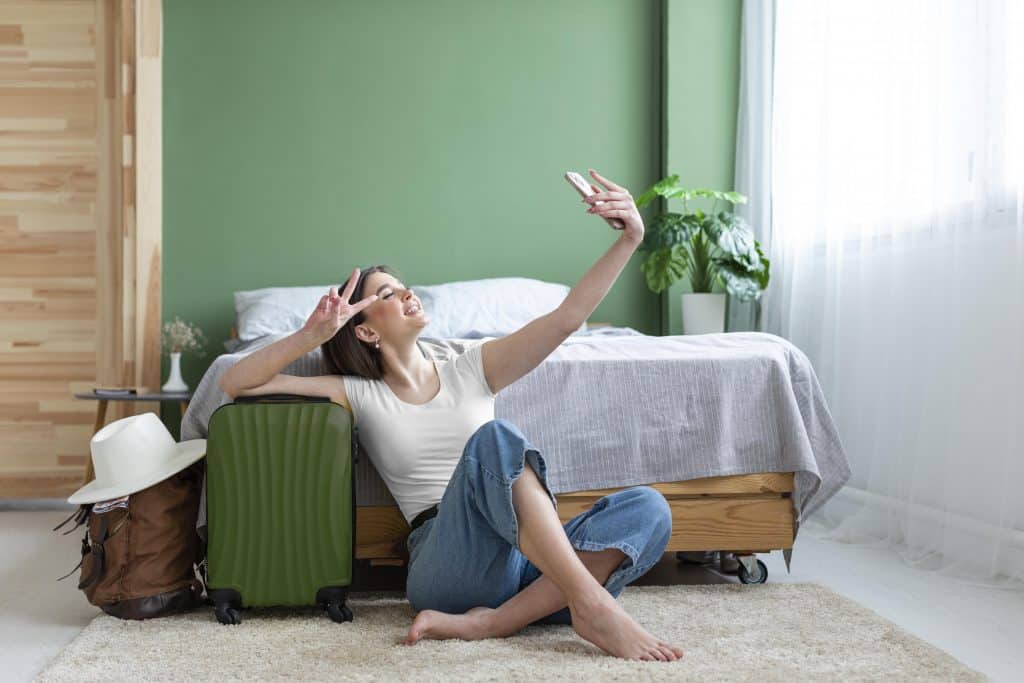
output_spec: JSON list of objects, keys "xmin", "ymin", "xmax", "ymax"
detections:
[{"xmin": 83, "ymin": 399, "xmax": 108, "ymax": 485}]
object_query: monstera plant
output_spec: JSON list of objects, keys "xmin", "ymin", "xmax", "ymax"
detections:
[{"xmin": 635, "ymin": 175, "xmax": 770, "ymax": 302}]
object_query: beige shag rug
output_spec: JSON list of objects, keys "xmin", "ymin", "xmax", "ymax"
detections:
[{"xmin": 38, "ymin": 583, "xmax": 984, "ymax": 682}]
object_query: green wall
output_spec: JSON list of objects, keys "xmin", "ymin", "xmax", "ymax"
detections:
[
  {"xmin": 661, "ymin": 0, "xmax": 742, "ymax": 335},
  {"xmin": 162, "ymin": 0, "xmax": 742, "ymax": 421}
]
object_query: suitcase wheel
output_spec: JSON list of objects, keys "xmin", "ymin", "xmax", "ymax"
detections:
[
  {"xmin": 215, "ymin": 603, "xmax": 241, "ymax": 625},
  {"xmin": 325, "ymin": 601, "xmax": 353, "ymax": 623},
  {"xmin": 210, "ymin": 589, "xmax": 243, "ymax": 625}
]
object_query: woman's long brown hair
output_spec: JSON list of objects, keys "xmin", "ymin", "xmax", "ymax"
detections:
[{"xmin": 321, "ymin": 264, "xmax": 398, "ymax": 380}]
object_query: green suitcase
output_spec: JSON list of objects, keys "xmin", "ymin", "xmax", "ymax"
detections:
[{"xmin": 205, "ymin": 396, "xmax": 356, "ymax": 625}]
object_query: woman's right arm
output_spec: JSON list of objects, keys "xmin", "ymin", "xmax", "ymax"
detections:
[
  {"xmin": 218, "ymin": 328, "xmax": 328, "ymax": 398},
  {"xmin": 218, "ymin": 268, "xmax": 378, "ymax": 406}
]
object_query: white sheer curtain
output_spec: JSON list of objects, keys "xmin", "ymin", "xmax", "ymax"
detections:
[
  {"xmin": 756, "ymin": 0, "xmax": 1024, "ymax": 586},
  {"xmin": 729, "ymin": 0, "xmax": 775, "ymax": 333}
]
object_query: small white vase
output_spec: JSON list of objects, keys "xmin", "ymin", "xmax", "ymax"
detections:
[
  {"xmin": 681, "ymin": 293, "xmax": 727, "ymax": 335},
  {"xmin": 162, "ymin": 351, "xmax": 189, "ymax": 392}
]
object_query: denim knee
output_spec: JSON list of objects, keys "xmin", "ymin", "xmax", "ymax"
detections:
[
  {"xmin": 464, "ymin": 419, "xmax": 528, "ymax": 479},
  {"xmin": 586, "ymin": 486, "xmax": 671, "ymax": 572},
  {"xmin": 630, "ymin": 486, "xmax": 673, "ymax": 560},
  {"xmin": 460, "ymin": 418, "xmax": 558, "ymax": 548},
  {"xmin": 464, "ymin": 419, "xmax": 553, "ymax": 494},
  {"xmin": 562, "ymin": 486, "xmax": 672, "ymax": 576}
]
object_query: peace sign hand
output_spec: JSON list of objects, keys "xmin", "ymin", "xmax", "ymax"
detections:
[
  {"xmin": 582, "ymin": 169, "xmax": 645, "ymax": 244},
  {"xmin": 302, "ymin": 268, "xmax": 378, "ymax": 344}
]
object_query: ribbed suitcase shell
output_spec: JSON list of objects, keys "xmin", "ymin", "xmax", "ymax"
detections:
[{"xmin": 206, "ymin": 401, "xmax": 354, "ymax": 607}]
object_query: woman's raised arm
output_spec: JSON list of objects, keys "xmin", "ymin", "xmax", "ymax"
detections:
[
  {"xmin": 480, "ymin": 169, "xmax": 645, "ymax": 394},
  {"xmin": 219, "ymin": 268, "xmax": 378, "ymax": 398}
]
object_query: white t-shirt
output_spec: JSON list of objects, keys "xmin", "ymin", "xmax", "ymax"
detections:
[{"xmin": 341, "ymin": 341, "xmax": 497, "ymax": 525}]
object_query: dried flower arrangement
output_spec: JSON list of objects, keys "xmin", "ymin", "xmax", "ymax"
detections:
[{"xmin": 161, "ymin": 317, "xmax": 208, "ymax": 357}]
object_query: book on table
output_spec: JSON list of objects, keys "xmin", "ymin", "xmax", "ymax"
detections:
[{"xmin": 92, "ymin": 387, "xmax": 138, "ymax": 396}]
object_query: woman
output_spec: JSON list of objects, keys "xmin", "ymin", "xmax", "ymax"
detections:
[{"xmin": 220, "ymin": 169, "xmax": 682, "ymax": 662}]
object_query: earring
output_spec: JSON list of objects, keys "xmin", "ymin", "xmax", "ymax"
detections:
[{"xmin": 375, "ymin": 340, "xmax": 380, "ymax": 350}]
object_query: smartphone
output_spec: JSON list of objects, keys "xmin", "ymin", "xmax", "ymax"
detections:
[{"xmin": 565, "ymin": 171, "xmax": 625, "ymax": 230}]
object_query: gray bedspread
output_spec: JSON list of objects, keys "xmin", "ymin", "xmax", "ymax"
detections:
[{"xmin": 183, "ymin": 329, "xmax": 850, "ymax": 533}]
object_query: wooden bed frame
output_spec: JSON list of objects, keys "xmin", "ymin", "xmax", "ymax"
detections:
[
  {"xmin": 223, "ymin": 327, "xmax": 796, "ymax": 579},
  {"xmin": 356, "ymin": 473, "xmax": 796, "ymax": 579}
]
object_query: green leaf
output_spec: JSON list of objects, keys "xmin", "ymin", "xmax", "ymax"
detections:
[
  {"xmin": 688, "ymin": 188, "xmax": 748, "ymax": 204},
  {"xmin": 642, "ymin": 212, "xmax": 702, "ymax": 251},
  {"xmin": 717, "ymin": 266, "xmax": 763, "ymax": 302},
  {"xmin": 675, "ymin": 243, "xmax": 693, "ymax": 274},
  {"xmin": 754, "ymin": 243, "xmax": 771, "ymax": 289},
  {"xmin": 637, "ymin": 177, "xmax": 748, "ymax": 209},
  {"xmin": 640, "ymin": 246, "xmax": 688, "ymax": 294},
  {"xmin": 708, "ymin": 213, "xmax": 760, "ymax": 268},
  {"xmin": 635, "ymin": 187, "xmax": 658, "ymax": 208},
  {"xmin": 642, "ymin": 212, "xmax": 680, "ymax": 250},
  {"xmin": 666, "ymin": 187, "xmax": 693, "ymax": 202},
  {"xmin": 635, "ymin": 174, "xmax": 682, "ymax": 207},
  {"xmin": 687, "ymin": 231, "xmax": 716, "ymax": 292}
]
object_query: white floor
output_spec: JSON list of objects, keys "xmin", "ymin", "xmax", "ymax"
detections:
[{"xmin": 2, "ymin": 506, "xmax": 1022, "ymax": 682}]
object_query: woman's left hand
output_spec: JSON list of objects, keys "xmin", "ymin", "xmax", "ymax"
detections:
[{"xmin": 583, "ymin": 169, "xmax": 645, "ymax": 244}]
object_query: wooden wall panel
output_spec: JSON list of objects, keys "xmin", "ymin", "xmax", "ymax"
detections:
[
  {"xmin": 0, "ymin": 1, "xmax": 99, "ymax": 497},
  {"xmin": 134, "ymin": 0, "xmax": 161, "ymax": 396},
  {"xmin": 0, "ymin": 0, "xmax": 162, "ymax": 498}
]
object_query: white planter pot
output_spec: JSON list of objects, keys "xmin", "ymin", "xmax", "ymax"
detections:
[
  {"xmin": 681, "ymin": 293, "xmax": 726, "ymax": 335},
  {"xmin": 162, "ymin": 352, "xmax": 189, "ymax": 392}
]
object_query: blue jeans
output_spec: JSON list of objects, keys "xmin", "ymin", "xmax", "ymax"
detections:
[{"xmin": 405, "ymin": 419, "xmax": 673, "ymax": 625}]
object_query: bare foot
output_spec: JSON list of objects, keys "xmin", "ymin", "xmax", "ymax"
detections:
[
  {"xmin": 403, "ymin": 606, "xmax": 496, "ymax": 645},
  {"xmin": 569, "ymin": 590, "xmax": 683, "ymax": 661}
]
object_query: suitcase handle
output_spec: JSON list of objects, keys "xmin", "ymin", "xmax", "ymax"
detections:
[{"xmin": 234, "ymin": 394, "xmax": 331, "ymax": 404}]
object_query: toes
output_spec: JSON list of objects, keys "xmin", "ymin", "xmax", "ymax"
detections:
[
  {"xmin": 657, "ymin": 640, "xmax": 684, "ymax": 659},
  {"xmin": 657, "ymin": 644, "xmax": 677, "ymax": 661},
  {"xmin": 406, "ymin": 619, "xmax": 427, "ymax": 644},
  {"xmin": 648, "ymin": 646, "xmax": 667, "ymax": 662}
]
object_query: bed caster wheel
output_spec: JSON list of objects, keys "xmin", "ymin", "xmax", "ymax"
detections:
[
  {"xmin": 737, "ymin": 558, "xmax": 768, "ymax": 584},
  {"xmin": 326, "ymin": 601, "xmax": 353, "ymax": 623},
  {"xmin": 215, "ymin": 604, "xmax": 241, "ymax": 625}
]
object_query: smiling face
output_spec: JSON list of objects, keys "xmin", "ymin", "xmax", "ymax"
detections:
[{"xmin": 354, "ymin": 271, "xmax": 429, "ymax": 347}]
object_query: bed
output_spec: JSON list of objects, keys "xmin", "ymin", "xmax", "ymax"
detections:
[{"xmin": 183, "ymin": 320, "xmax": 850, "ymax": 583}]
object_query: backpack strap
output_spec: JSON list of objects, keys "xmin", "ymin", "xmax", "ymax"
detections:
[
  {"xmin": 52, "ymin": 504, "xmax": 92, "ymax": 535},
  {"xmin": 77, "ymin": 514, "xmax": 109, "ymax": 591},
  {"xmin": 56, "ymin": 534, "xmax": 91, "ymax": 582}
]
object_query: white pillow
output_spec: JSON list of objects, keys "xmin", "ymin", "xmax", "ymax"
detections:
[
  {"xmin": 233, "ymin": 277, "xmax": 584, "ymax": 342},
  {"xmin": 234, "ymin": 285, "xmax": 329, "ymax": 342},
  {"xmin": 414, "ymin": 277, "xmax": 585, "ymax": 338}
]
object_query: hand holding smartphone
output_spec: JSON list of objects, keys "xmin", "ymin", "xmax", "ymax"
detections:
[{"xmin": 564, "ymin": 170, "xmax": 626, "ymax": 230}]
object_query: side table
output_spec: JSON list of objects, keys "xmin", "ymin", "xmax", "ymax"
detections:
[{"xmin": 73, "ymin": 390, "xmax": 193, "ymax": 485}]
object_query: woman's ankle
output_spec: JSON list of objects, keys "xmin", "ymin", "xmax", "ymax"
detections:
[
  {"xmin": 488, "ymin": 608, "xmax": 532, "ymax": 638},
  {"xmin": 469, "ymin": 606, "xmax": 510, "ymax": 639},
  {"xmin": 567, "ymin": 584, "xmax": 616, "ymax": 614}
]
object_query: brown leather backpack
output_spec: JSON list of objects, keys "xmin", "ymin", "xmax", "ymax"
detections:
[{"xmin": 58, "ymin": 461, "xmax": 206, "ymax": 620}]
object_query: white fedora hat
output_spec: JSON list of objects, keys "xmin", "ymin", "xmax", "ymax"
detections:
[{"xmin": 68, "ymin": 412, "xmax": 207, "ymax": 505}]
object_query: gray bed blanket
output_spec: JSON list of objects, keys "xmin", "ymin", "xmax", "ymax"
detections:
[{"xmin": 183, "ymin": 329, "xmax": 850, "ymax": 534}]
